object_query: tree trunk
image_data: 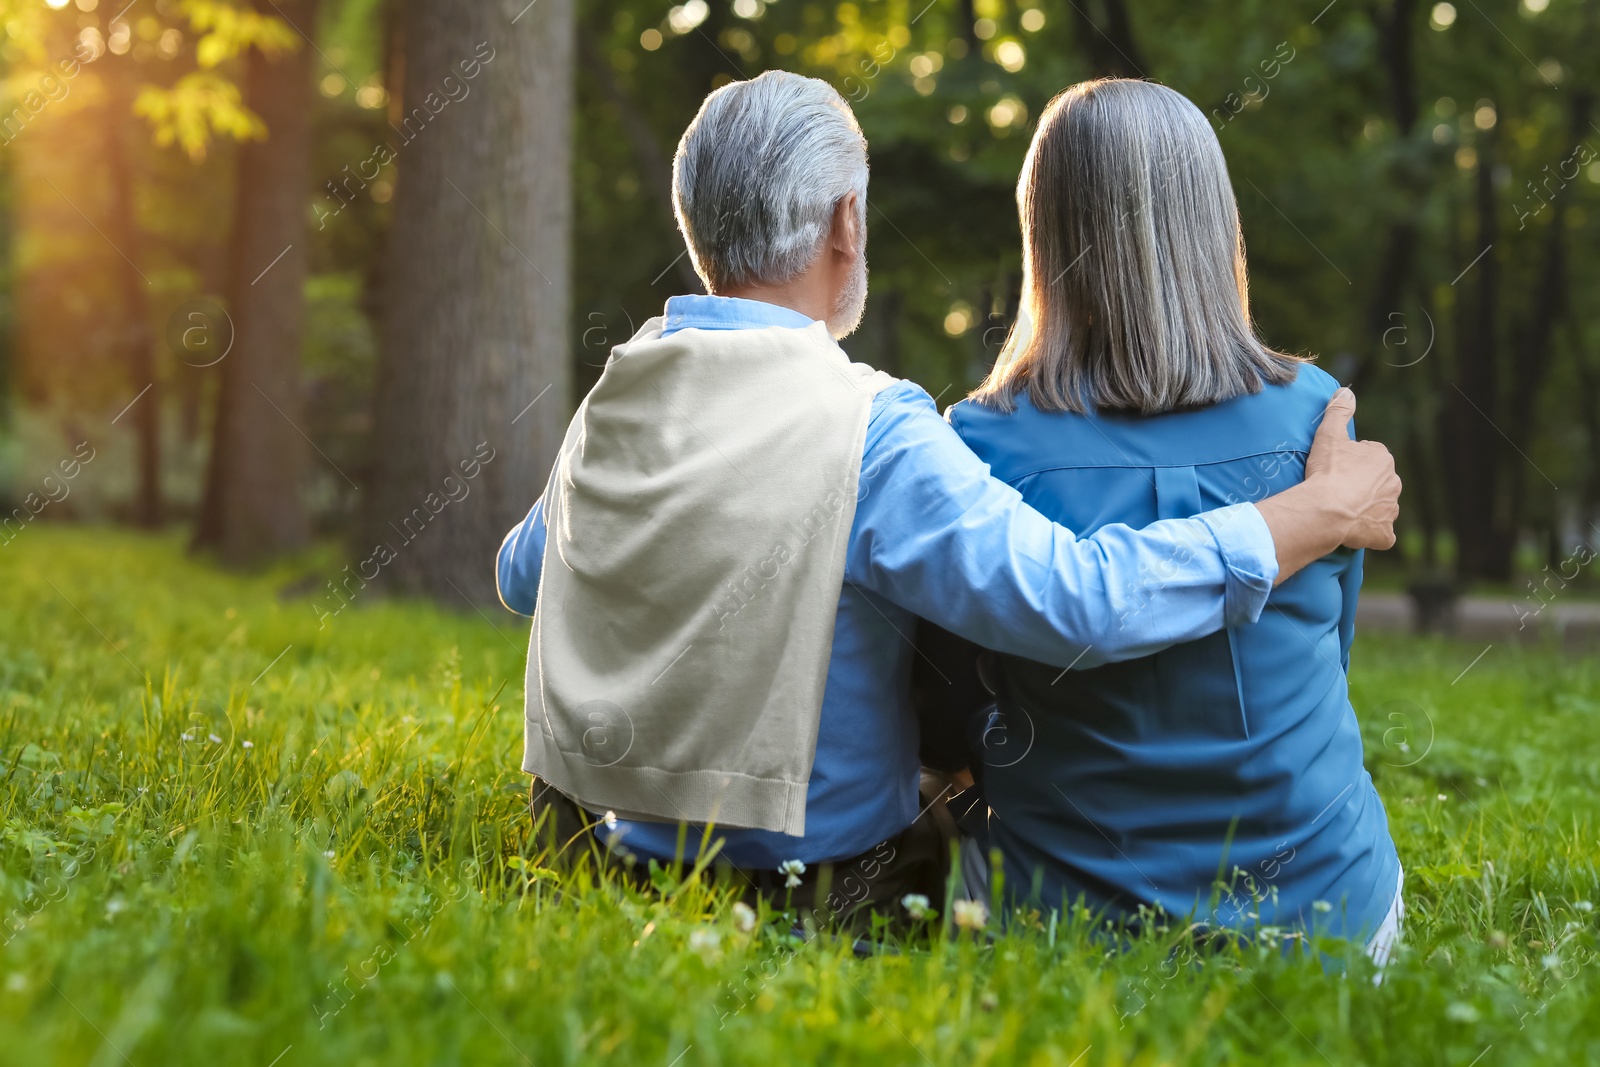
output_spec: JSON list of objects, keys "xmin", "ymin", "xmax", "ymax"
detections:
[
  {"xmin": 361, "ymin": 0, "xmax": 573, "ymax": 605},
  {"xmin": 1575, "ymin": 321, "xmax": 1600, "ymax": 539},
  {"xmin": 192, "ymin": 0, "xmax": 319, "ymax": 562},
  {"xmin": 1503, "ymin": 90, "xmax": 1588, "ymax": 544},
  {"xmin": 1352, "ymin": 0, "xmax": 1418, "ymax": 397},
  {"xmin": 1443, "ymin": 146, "xmax": 1508, "ymax": 582},
  {"xmin": 577, "ymin": 23, "xmax": 699, "ymax": 292},
  {"xmin": 1070, "ymin": 0, "xmax": 1147, "ymax": 79},
  {"xmin": 103, "ymin": 59, "xmax": 161, "ymax": 528},
  {"xmin": 0, "ymin": 149, "xmax": 13, "ymax": 432}
]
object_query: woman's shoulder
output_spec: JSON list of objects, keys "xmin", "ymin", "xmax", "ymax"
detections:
[
  {"xmin": 947, "ymin": 363, "xmax": 1343, "ymax": 475},
  {"xmin": 1284, "ymin": 361, "xmax": 1342, "ymax": 403}
]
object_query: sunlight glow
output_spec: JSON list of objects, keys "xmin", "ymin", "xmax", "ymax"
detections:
[
  {"xmin": 667, "ymin": 1, "xmax": 709, "ymax": 35},
  {"xmin": 944, "ymin": 303, "xmax": 973, "ymax": 336},
  {"xmin": 995, "ymin": 40, "xmax": 1026, "ymax": 72}
]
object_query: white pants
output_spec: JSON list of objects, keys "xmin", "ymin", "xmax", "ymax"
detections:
[{"xmin": 1366, "ymin": 866, "xmax": 1406, "ymax": 967}]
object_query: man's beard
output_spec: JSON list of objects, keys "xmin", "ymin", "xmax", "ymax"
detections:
[{"xmin": 826, "ymin": 250, "xmax": 869, "ymax": 339}]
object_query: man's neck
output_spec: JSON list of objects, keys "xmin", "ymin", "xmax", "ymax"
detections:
[{"xmin": 715, "ymin": 275, "xmax": 832, "ymax": 326}]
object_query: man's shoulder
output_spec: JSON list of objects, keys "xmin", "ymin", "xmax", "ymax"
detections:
[
  {"xmin": 859, "ymin": 380, "xmax": 979, "ymax": 468},
  {"xmin": 867, "ymin": 376, "xmax": 931, "ymax": 411}
]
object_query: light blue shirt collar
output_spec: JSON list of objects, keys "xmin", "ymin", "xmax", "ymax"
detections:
[{"xmin": 661, "ymin": 294, "xmax": 818, "ymax": 337}]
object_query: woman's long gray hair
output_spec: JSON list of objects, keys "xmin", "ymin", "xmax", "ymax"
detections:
[{"xmin": 973, "ymin": 78, "xmax": 1303, "ymax": 415}]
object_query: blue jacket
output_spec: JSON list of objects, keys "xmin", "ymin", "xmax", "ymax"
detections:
[{"xmin": 948, "ymin": 364, "xmax": 1399, "ymax": 942}]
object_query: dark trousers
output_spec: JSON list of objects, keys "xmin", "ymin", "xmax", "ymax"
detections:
[{"xmin": 529, "ymin": 779, "xmax": 953, "ymax": 933}]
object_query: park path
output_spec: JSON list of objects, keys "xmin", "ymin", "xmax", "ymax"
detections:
[{"xmin": 1356, "ymin": 592, "xmax": 1600, "ymax": 644}]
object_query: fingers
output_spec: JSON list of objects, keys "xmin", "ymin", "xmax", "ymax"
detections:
[
  {"xmin": 1313, "ymin": 386, "xmax": 1357, "ymax": 443},
  {"xmin": 1351, "ymin": 470, "xmax": 1403, "ymax": 550}
]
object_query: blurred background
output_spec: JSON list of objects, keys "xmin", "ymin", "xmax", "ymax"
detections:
[{"xmin": 2, "ymin": 0, "xmax": 1597, "ymax": 619}]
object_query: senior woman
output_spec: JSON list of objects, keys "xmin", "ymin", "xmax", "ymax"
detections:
[{"xmin": 932, "ymin": 79, "xmax": 1402, "ymax": 959}]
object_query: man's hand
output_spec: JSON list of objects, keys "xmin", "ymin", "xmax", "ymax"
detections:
[
  {"xmin": 1254, "ymin": 388, "xmax": 1401, "ymax": 584},
  {"xmin": 1305, "ymin": 388, "xmax": 1401, "ymax": 550}
]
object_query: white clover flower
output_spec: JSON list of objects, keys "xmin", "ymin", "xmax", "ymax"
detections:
[
  {"xmin": 241, "ymin": 740, "xmax": 254, "ymax": 749},
  {"xmin": 901, "ymin": 893, "xmax": 932, "ymax": 920},
  {"xmin": 1312, "ymin": 900, "xmax": 1333, "ymax": 914},
  {"xmin": 603, "ymin": 810, "xmax": 619, "ymax": 831},
  {"xmin": 688, "ymin": 927, "xmax": 721, "ymax": 957},
  {"xmin": 952, "ymin": 899, "xmax": 989, "ymax": 931},
  {"xmin": 778, "ymin": 859, "xmax": 806, "ymax": 889},
  {"xmin": 1576, "ymin": 900, "xmax": 1594, "ymax": 914},
  {"xmin": 732, "ymin": 901, "xmax": 757, "ymax": 933}
]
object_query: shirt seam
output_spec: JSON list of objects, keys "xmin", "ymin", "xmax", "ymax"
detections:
[{"xmin": 996, "ymin": 448, "xmax": 1311, "ymax": 482}]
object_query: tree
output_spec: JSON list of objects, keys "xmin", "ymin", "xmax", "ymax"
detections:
[
  {"xmin": 1069, "ymin": 0, "xmax": 1148, "ymax": 79},
  {"xmin": 361, "ymin": 0, "xmax": 573, "ymax": 604},
  {"xmin": 193, "ymin": 0, "xmax": 320, "ymax": 563},
  {"xmin": 99, "ymin": 54, "xmax": 163, "ymax": 528}
]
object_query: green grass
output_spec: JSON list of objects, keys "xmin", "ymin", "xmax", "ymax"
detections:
[{"xmin": 2, "ymin": 527, "xmax": 1598, "ymax": 1066}]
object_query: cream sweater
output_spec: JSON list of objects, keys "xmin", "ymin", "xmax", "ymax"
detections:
[{"xmin": 523, "ymin": 317, "xmax": 894, "ymax": 836}]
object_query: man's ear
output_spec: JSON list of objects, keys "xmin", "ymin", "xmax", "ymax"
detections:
[{"xmin": 831, "ymin": 192, "xmax": 861, "ymax": 259}]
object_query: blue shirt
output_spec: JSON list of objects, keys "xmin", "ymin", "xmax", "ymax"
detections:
[
  {"xmin": 497, "ymin": 294, "xmax": 1280, "ymax": 868},
  {"xmin": 948, "ymin": 364, "xmax": 1399, "ymax": 942}
]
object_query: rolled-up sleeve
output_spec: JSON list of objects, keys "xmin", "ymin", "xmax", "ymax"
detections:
[
  {"xmin": 1193, "ymin": 502, "xmax": 1278, "ymax": 628},
  {"xmin": 847, "ymin": 384, "xmax": 1278, "ymax": 669},
  {"xmin": 496, "ymin": 496, "xmax": 547, "ymax": 617}
]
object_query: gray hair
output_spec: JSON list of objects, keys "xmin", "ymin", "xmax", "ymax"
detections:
[
  {"xmin": 673, "ymin": 71, "xmax": 868, "ymax": 291},
  {"xmin": 973, "ymin": 78, "xmax": 1303, "ymax": 415}
]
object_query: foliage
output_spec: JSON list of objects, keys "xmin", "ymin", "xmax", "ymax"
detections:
[
  {"xmin": 129, "ymin": 0, "xmax": 301, "ymax": 160},
  {"xmin": 1, "ymin": 529, "xmax": 1596, "ymax": 1064},
  {"xmin": 134, "ymin": 70, "xmax": 266, "ymax": 161},
  {"xmin": 577, "ymin": 0, "xmax": 1600, "ymax": 575}
]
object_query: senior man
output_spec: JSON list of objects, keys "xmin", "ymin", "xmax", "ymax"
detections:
[{"xmin": 497, "ymin": 71, "xmax": 1399, "ymax": 921}]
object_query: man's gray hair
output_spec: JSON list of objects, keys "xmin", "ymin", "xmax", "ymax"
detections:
[{"xmin": 673, "ymin": 71, "xmax": 868, "ymax": 292}]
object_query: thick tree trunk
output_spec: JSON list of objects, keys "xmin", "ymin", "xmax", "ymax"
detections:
[
  {"xmin": 193, "ymin": 0, "xmax": 319, "ymax": 561},
  {"xmin": 103, "ymin": 60, "xmax": 160, "ymax": 528},
  {"xmin": 361, "ymin": 0, "xmax": 573, "ymax": 605}
]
